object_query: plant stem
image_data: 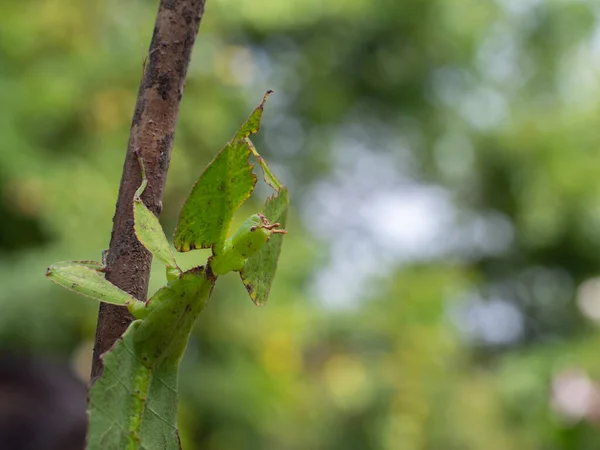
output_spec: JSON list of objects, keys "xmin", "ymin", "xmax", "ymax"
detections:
[{"xmin": 90, "ymin": 0, "xmax": 206, "ymax": 381}]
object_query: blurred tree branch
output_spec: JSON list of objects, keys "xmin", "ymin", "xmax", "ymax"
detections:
[{"xmin": 91, "ymin": 0, "xmax": 206, "ymax": 381}]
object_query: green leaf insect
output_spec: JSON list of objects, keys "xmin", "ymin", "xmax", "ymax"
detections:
[{"xmin": 46, "ymin": 92, "xmax": 288, "ymax": 450}]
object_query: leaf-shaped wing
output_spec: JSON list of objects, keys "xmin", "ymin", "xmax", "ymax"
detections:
[
  {"xmin": 87, "ymin": 322, "xmax": 181, "ymax": 450},
  {"xmin": 173, "ymin": 139, "xmax": 256, "ymax": 253},
  {"xmin": 240, "ymin": 187, "xmax": 289, "ymax": 306},
  {"xmin": 173, "ymin": 92, "xmax": 272, "ymax": 254},
  {"xmin": 87, "ymin": 268, "xmax": 215, "ymax": 450}
]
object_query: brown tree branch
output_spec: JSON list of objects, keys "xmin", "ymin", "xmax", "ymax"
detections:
[{"xmin": 90, "ymin": 0, "xmax": 206, "ymax": 381}]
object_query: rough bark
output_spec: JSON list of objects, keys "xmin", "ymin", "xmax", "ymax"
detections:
[{"xmin": 90, "ymin": 0, "xmax": 206, "ymax": 381}]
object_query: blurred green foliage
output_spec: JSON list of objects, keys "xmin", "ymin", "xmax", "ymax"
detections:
[{"xmin": 2, "ymin": 0, "xmax": 600, "ymax": 448}]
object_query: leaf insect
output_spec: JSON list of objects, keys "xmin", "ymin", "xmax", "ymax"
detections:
[{"xmin": 46, "ymin": 92, "xmax": 288, "ymax": 450}]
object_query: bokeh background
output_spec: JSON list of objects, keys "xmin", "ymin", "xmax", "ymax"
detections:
[{"xmin": 2, "ymin": 0, "xmax": 600, "ymax": 448}]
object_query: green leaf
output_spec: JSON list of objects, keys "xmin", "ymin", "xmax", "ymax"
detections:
[
  {"xmin": 134, "ymin": 197, "xmax": 181, "ymax": 275},
  {"xmin": 46, "ymin": 261, "xmax": 146, "ymax": 316},
  {"xmin": 87, "ymin": 268, "xmax": 215, "ymax": 450},
  {"xmin": 240, "ymin": 187, "xmax": 289, "ymax": 306},
  {"xmin": 173, "ymin": 92, "xmax": 273, "ymax": 254}
]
